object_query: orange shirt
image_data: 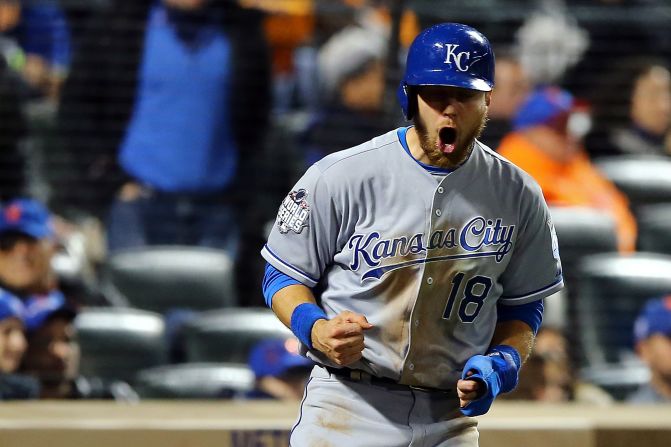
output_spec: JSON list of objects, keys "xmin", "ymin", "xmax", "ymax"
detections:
[{"xmin": 497, "ymin": 132, "xmax": 637, "ymax": 252}]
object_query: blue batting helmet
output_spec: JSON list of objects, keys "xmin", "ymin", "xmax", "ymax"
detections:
[{"xmin": 398, "ymin": 23, "xmax": 495, "ymax": 119}]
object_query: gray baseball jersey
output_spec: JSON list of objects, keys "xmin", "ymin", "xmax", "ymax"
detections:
[{"xmin": 262, "ymin": 127, "xmax": 563, "ymax": 390}]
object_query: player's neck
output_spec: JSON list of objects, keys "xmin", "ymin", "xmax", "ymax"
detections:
[{"xmin": 406, "ymin": 126, "xmax": 429, "ymax": 163}]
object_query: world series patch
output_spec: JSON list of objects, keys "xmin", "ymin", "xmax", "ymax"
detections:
[{"xmin": 277, "ymin": 189, "xmax": 310, "ymax": 234}]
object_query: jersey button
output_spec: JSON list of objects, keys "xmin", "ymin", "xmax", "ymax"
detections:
[
  {"xmin": 415, "ymin": 319, "xmax": 419, "ymax": 327},
  {"xmin": 426, "ymin": 277, "xmax": 433, "ymax": 285},
  {"xmin": 437, "ymin": 186, "xmax": 444, "ymax": 194},
  {"xmin": 408, "ymin": 363, "xmax": 415, "ymax": 371},
  {"xmin": 435, "ymin": 209, "xmax": 442, "ymax": 217}
]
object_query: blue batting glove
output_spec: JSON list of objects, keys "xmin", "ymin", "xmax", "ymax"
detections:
[{"xmin": 459, "ymin": 345, "xmax": 521, "ymax": 416}]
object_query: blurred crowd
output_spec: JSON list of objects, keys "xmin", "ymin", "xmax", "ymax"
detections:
[{"xmin": 0, "ymin": 0, "xmax": 671, "ymax": 404}]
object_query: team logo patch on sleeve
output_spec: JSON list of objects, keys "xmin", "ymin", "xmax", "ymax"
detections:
[
  {"xmin": 548, "ymin": 217, "xmax": 562, "ymax": 278},
  {"xmin": 277, "ymin": 189, "xmax": 310, "ymax": 234},
  {"xmin": 547, "ymin": 218, "xmax": 560, "ymax": 259}
]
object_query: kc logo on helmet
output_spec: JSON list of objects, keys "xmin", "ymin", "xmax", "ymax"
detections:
[{"xmin": 444, "ymin": 44, "xmax": 471, "ymax": 72}]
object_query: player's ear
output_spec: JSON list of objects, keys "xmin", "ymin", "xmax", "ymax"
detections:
[{"xmin": 484, "ymin": 91, "xmax": 492, "ymax": 107}]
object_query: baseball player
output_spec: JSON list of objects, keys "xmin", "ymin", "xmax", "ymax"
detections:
[{"xmin": 261, "ymin": 23, "xmax": 563, "ymax": 446}]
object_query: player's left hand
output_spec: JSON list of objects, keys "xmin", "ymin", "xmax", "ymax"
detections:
[
  {"xmin": 457, "ymin": 346, "xmax": 521, "ymax": 417},
  {"xmin": 457, "ymin": 371, "xmax": 486, "ymax": 408},
  {"xmin": 457, "ymin": 355, "xmax": 498, "ymax": 416}
]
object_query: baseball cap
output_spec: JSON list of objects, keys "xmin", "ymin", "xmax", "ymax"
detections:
[
  {"xmin": 0, "ymin": 198, "xmax": 54, "ymax": 240},
  {"xmin": 23, "ymin": 290, "xmax": 76, "ymax": 332},
  {"xmin": 248, "ymin": 338, "xmax": 314, "ymax": 378},
  {"xmin": 513, "ymin": 86, "xmax": 574, "ymax": 131},
  {"xmin": 318, "ymin": 25, "xmax": 387, "ymax": 97},
  {"xmin": 633, "ymin": 295, "xmax": 671, "ymax": 343},
  {"xmin": 0, "ymin": 289, "xmax": 25, "ymax": 322}
]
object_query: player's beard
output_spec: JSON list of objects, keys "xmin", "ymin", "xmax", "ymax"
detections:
[{"xmin": 414, "ymin": 108, "xmax": 488, "ymax": 169}]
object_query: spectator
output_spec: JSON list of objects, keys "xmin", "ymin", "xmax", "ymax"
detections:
[
  {"xmin": 0, "ymin": 198, "xmax": 58, "ymax": 298},
  {"xmin": 586, "ymin": 58, "xmax": 671, "ymax": 158},
  {"xmin": 0, "ymin": 197, "xmax": 102, "ymax": 308},
  {"xmin": 52, "ymin": 0, "xmax": 271, "ymax": 258},
  {"xmin": 246, "ymin": 337, "xmax": 314, "ymax": 400},
  {"xmin": 479, "ymin": 49, "xmax": 532, "ymax": 149},
  {"xmin": 0, "ymin": 199, "xmax": 80, "ymax": 398},
  {"xmin": 21, "ymin": 292, "xmax": 137, "ymax": 400},
  {"xmin": 21, "ymin": 292, "xmax": 77, "ymax": 399},
  {"xmin": 299, "ymin": 24, "xmax": 394, "ymax": 168},
  {"xmin": 563, "ymin": 0, "xmax": 671, "ymax": 104},
  {"xmin": 503, "ymin": 327, "xmax": 613, "ymax": 405},
  {"xmin": 244, "ymin": 0, "xmax": 420, "ymax": 113},
  {"xmin": 628, "ymin": 296, "xmax": 671, "ymax": 404},
  {"xmin": 0, "ymin": 290, "xmax": 40, "ymax": 400},
  {"xmin": 0, "ymin": 0, "xmax": 71, "ymax": 101},
  {"xmin": 497, "ymin": 86, "xmax": 637, "ymax": 252},
  {"xmin": 514, "ymin": 7, "xmax": 588, "ymax": 88}
]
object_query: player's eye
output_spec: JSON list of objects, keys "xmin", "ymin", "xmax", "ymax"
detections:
[
  {"xmin": 418, "ymin": 88, "xmax": 443, "ymax": 103},
  {"xmin": 454, "ymin": 90, "xmax": 478, "ymax": 102},
  {"xmin": 418, "ymin": 87, "xmax": 478, "ymax": 106}
]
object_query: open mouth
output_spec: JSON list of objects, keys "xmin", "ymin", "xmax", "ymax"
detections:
[{"xmin": 438, "ymin": 127, "xmax": 457, "ymax": 154}]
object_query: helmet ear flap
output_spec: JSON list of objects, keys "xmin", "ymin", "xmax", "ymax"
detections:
[
  {"xmin": 397, "ymin": 83, "xmax": 417, "ymax": 121},
  {"xmin": 407, "ymin": 86, "xmax": 417, "ymax": 121}
]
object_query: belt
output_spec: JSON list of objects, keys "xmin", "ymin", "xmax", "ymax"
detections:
[{"xmin": 323, "ymin": 366, "xmax": 451, "ymax": 394}]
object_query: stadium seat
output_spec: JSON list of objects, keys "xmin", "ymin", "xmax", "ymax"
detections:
[
  {"xmin": 181, "ymin": 307, "xmax": 293, "ymax": 363},
  {"xmin": 594, "ymin": 155, "xmax": 671, "ymax": 214},
  {"xmin": 75, "ymin": 307, "xmax": 168, "ymax": 382},
  {"xmin": 636, "ymin": 204, "xmax": 671, "ymax": 255},
  {"xmin": 548, "ymin": 206, "xmax": 618, "ymax": 282},
  {"xmin": 575, "ymin": 252, "xmax": 671, "ymax": 368},
  {"xmin": 546, "ymin": 207, "xmax": 618, "ymax": 333},
  {"xmin": 134, "ymin": 363, "xmax": 254, "ymax": 399},
  {"xmin": 100, "ymin": 246, "xmax": 237, "ymax": 313},
  {"xmin": 580, "ymin": 362, "xmax": 650, "ymax": 402}
]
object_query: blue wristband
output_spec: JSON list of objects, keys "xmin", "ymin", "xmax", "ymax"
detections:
[
  {"xmin": 290, "ymin": 303, "xmax": 327, "ymax": 350},
  {"xmin": 485, "ymin": 344, "xmax": 521, "ymax": 393}
]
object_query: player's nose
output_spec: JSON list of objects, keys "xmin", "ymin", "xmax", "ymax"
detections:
[{"xmin": 441, "ymin": 97, "xmax": 459, "ymax": 116}]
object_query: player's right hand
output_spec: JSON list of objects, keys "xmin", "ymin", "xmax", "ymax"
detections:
[{"xmin": 310, "ymin": 310, "xmax": 373, "ymax": 366}]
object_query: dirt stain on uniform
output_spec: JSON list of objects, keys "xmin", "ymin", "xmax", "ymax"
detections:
[
  {"xmin": 316, "ymin": 405, "xmax": 352, "ymax": 434},
  {"xmin": 378, "ymin": 267, "xmax": 419, "ymax": 348},
  {"xmin": 309, "ymin": 440, "xmax": 336, "ymax": 447}
]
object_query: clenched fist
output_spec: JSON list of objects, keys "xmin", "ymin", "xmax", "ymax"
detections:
[{"xmin": 311, "ymin": 311, "xmax": 373, "ymax": 366}]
